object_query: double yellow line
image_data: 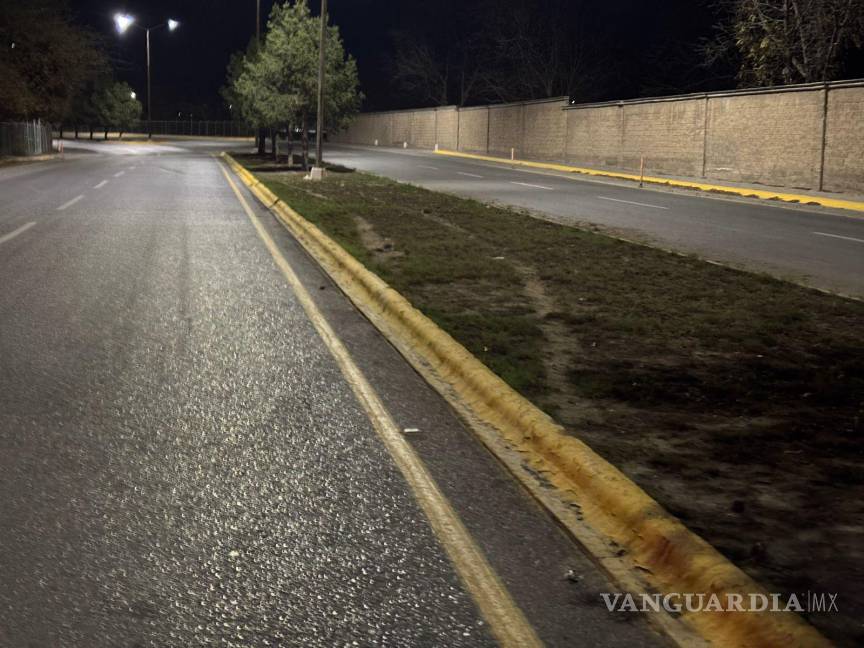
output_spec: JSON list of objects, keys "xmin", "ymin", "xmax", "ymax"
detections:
[{"xmin": 218, "ymin": 162, "xmax": 543, "ymax": 648}]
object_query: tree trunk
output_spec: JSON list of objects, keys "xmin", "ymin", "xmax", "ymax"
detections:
[
  {"xmin": 104, "ymin": 128, "xmax": 109, "ymax": 140},
  {"xmin": 74, "ymin": 125, "xmax": 79, "ymax": 139},
  {"xmin": 286, "ymin": 125, "xmax": 294, "ymax": 168},
  {"xmin": 302, "ymin": 112, "xmax": 309, "ymax": 171},
  {"xmin": 257, "ymin": 126, "xmax": 266, "ymax": 156},
  {"xmin": 89, "ymin": 126, "xmax": 94, "ymax": 140},
  {"xmin": 271, "ymin": 128, "xmax": 277, "ymax": 158}
]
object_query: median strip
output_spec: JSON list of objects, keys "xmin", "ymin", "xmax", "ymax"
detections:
[{"xmin": 223, "ymin": 152, "xmax": 863, "ymax": 647}]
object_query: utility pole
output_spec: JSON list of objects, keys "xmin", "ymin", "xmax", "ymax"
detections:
[
  {"xmin": 311, "ymin": 0, "xmax": 327, "ymax": 180},
  {"xmin": 256, "ymin": 0, "xmax": 265, "ymax": 155},
  {"xmin": 146, "ymin": 28, "xmax": 152, "ymax": 124}
]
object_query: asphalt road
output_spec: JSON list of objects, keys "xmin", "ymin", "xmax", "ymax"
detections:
[
  {"xmin": 0, "ymin": 139, "xmax": 666, "ymax": 647},
  {"xmin": 325, "ymin": 144, "xmax": 864, "ymax": 298}
]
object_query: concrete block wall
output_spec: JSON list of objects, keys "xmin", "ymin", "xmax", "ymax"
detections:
[
  {"xmin": 411, "ymin": 110, "xmax": 437, "ymax": 149},
  {"xmin": 705, "ymin": 90, "xmax": 824, "ymax": 189},
  {"xmin": 565, "ymin": 105, "xmax": 622, "ymax": 168},
  {"xmin": 621, "ymin": 99, "xmax": 706, "ymax": 177},
  {"xmin": 823, "ymin": 86, "xmax": 864, "ymax": 193},
  {"xmin": 524, "ymin": 100, "xmax": 567, "ymax": 161},
  {"xmin": 332, "ymin": 81, "xmax": 864, "ymax": 193},
  {"xmin": 487, "ymin": 104, "xmax": 523, "ymax": 157},
  {"xmin": 436, "ymin": 107, "xmax": 459, "ymax": 150},
  {"xmin": 457, "ymin": 107, "xmax": 489, "ymax": 154}
]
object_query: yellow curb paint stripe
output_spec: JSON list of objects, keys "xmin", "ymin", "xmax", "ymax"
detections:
[
  {"xmin": 217, "ymin": 160, "xmax": 544, "ymax": 648},
  {"xmin": 434, "ymin": 149, "xmax": 864, "ymax": 213},
  {"xmin": 222, "ymin": 152, "xmax": 831, "ymax": 648}
]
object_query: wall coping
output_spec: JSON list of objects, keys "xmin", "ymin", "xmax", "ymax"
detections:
[{"xmin": 565, "ymin": 78, "xmax": 864, "ymax": 111}]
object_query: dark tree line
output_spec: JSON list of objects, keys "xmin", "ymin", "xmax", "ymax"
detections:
[
  {"xmin": 0, "ymin": 0, "xmax": 141, "ymax": 134},
  {"xmin": 384, "ymin": 0, "xmax": 864, "ymax": 109}
]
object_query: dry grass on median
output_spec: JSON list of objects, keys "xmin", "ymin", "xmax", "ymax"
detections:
[{"xmin": 237, "ymin": 154, "xmax": 864, "ymax": 646}]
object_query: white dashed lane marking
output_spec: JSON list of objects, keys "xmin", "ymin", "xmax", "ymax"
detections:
[
  {"xmin": 597, "ymin": 196, "xmax": 669, "ymax": 210},
  {"xmin": 0, "ymin": 222, "xmax": 36, "ymax": 245},
  {"xmin": 57, "ymin": 195, "xmax": 84, "ymax": 211},
  {"xmin": 511, "ymin": 181, "xmax": 554, "ymax": 191}
]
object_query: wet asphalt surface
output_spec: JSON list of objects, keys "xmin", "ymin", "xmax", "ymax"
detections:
[{"xmin": 0, "ymin": 139, "xmax": 666, "ymax": 647}]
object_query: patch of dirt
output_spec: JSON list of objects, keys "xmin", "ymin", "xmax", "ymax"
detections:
[
  {"xmin": 514, "ymin": 264, "xmax": 606, "ymax": 425},
  {"xmin": 353, "ymin": 215, "xmax": 403, "ymax": 262}
]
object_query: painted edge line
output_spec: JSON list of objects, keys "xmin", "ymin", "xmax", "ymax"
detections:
[
  {"xmin": 813, "ymin": 231, "xmax": 864, "ymax": 244},
  {"xmin": 434, "ymin": 149, "xmax": 864, "ymax": 213},
  {"xmin": 222, "ymin": 153, "xmax": 830, "ymax": 648},
  {"xmin": 217, "ymin": 159, "xmax": 543, "ymax": 648}
]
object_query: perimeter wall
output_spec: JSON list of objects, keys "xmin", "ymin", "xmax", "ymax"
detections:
[{"xmin": 333, "ymin": 80, "xmax": 864, "ymax": 193}]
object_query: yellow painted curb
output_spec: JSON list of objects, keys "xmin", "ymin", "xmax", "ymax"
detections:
[
  {"xmin": 434, "ymin": 149, "xmax": 864, "ymax": 213},
  {"xmin": 222, "ymin": 153, "xmax": 830, "ymax": 648}
]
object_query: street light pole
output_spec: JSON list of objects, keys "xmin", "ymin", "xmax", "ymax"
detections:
[
  {"xmin": 114, "ymin": 14, "xmax": 179, "ymax": 139},
  {"xmin": 255, "ymin": 0, "xmax": 265, "ymax": 155},
  {"xmin": 146, "ymin": 28, "xmax": 152, "ymax": 124},
  {"xmin": 311, "ymin": 0, "xmax": 327, "ymax": 180}
]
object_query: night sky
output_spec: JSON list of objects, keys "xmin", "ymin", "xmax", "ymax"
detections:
[{"xmin": 65, "ymin": 1, "xmax": 740, "ymax": 119}]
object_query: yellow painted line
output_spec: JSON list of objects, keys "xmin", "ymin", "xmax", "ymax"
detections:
[
  {"xmin": 217, "ymin": 161, "xmax": 544, "ymax": 648},
  {"xmin": 435, "ymin": 149, "xmax": 864, "ymax": 213}
]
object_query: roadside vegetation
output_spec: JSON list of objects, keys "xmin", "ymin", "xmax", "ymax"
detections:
[
  {"xmin": 222, "ymin": 0, "xmax": 360, "ymax": 162},
  {"xmin": 236, "ymin": 154, "xmax": 864, "ymax": 646},
  {"xmin": 0, "ymin": 1, "xmax": 142, "ymax": 137}
]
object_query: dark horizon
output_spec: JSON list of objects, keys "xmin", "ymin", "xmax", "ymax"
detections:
[{"xmin": 61, "ymin": 0, "xmax": 864, "ymax": 117}]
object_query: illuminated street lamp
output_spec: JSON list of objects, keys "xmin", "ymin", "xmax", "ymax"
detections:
[
  {"xmin": 113, "ymin": 12, "xmax": 134, "ymax": 34},
  {"xmin": 114, "ymin": 13, "xmax": 181, "ymax": 134},
  {"xmin": 130, "ymin": 91, "xmax": 136, "ymax": 100}
]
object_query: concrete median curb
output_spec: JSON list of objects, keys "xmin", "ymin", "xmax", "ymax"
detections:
[
  {"xmin": 222, "ymin": 152, "xmax": 829, "ymax": 648},
  {"xmin": 433, "ymin": 148, "xmax": 864, "ymax": 214}
]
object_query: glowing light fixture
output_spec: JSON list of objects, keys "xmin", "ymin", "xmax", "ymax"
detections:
[
  {"xmin": 114, "ymin": 13, "xmax": 134, "ymax": 34},
  {"xmin": 167, "ymin": 18, "xmax": 180, "ymax": 31}
]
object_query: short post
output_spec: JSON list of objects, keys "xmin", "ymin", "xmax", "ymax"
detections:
[
  {"xmin": 639, "ymin": 156, "xmax": 645, "ymax": 188},
  {"xmin": 511, "ymin": 147, "xmax": 515, "ymax": 161}
]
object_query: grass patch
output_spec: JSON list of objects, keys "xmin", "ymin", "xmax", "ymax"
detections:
[{"xmin": 237, "ymin": 153, "xmax": 864, "ymax": 646}]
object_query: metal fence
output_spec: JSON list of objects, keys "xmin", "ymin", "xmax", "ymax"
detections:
[
  {"xmin": 60, "ymin": 120, "xmax": 254, "ymax": 138},
  {"xmin": 0, "ymin": 121, "xmax": 53, "ymax": 156},
  {"xmin": 143, "ymin": 120, "xmax": 254, "ymax": 137}
]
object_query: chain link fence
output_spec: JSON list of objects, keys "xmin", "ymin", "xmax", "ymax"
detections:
[
  {"xmin": 60, "ymin": 120, "xmax": 254, "ymax": 139},
  {"xmin": 0, "ymin": 121, "xmax": 53, "ymax": 156}
]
